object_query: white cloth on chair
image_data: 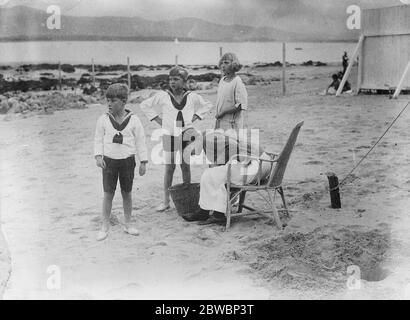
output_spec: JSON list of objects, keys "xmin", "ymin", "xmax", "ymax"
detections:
[
  {"xmin": 199, "ymin": 165, "xmax": 229, "ymax": 213},
  {"xmin": 199, "ymin": 152, "xmax": 273, "ymax": 213}
]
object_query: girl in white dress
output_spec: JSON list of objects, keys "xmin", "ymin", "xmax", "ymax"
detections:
[{"xmin": 215, "ymin": 53, "xmax": 248, "ymax": 132}]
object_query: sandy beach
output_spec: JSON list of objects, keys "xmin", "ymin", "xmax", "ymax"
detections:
[{"xmin": 1, "ymin": 64, "xmax": 410, "ymax": 299}]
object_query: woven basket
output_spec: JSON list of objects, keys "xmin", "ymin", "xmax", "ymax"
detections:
[{"xmin": 168, "ymin": 183, "xmax": 200, "ymax": 217}]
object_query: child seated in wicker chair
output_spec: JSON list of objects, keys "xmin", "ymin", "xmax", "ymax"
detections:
[{"xmin": 182, "ymin": 129, "xmax": 274, "ymax": 223}]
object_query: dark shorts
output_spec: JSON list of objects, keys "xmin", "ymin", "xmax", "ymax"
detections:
[
  {"xmin": 162, "ymin": 134, "xmax": 190, "ymax": 153},
  {"xmin": 102, "ymin": 156, "xmax": 136, "ymax": 193}
]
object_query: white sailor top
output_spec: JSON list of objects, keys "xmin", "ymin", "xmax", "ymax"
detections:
[
  {"xmin": 94, "ymin": 110, "xmax": 148, "ymax": 161},
  {"xmin": 139, "ymin": 89, "xmax": 213, "ymax": 136}
]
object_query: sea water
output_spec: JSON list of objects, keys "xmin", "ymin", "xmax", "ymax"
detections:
[{"xmin": 0, "ymin": 41, "xmax": 356, "ymax": 65}]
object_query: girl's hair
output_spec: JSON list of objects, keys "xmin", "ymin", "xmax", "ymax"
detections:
[
  {"xmin": 105, "ymin": 83, "xmax": 129, "ymax": 101},
  {"xmin": 218, "ymin": 52, "xmax": 242, "ymax": 72}
]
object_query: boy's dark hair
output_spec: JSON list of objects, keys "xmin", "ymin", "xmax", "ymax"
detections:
[
  {"xmin": 106, "ymin": 83, "xmax": 129, "ymax": 101},
  {"xmin": 169, "ymin": 66, "xmax": 188, "ymax": 81}
]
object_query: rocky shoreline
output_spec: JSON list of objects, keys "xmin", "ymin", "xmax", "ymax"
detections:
[
  {"xmin": 0, "ymin": 60, "xmax": 334, "ymax": 116},
  {"xmin": 0, "ymin": 91, "xmax": 100, "ymax": 116},
  {"xmin": 0, "ymin": 60, "xmax": 330, "ymax": 93}
]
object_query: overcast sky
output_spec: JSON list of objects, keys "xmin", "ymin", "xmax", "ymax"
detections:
[{"xmin": 3, "ymin": 0, "xmax": 405, "ymax": 26}]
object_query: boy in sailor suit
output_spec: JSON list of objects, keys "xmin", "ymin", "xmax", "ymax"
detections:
[
  {"xmin": 94, "ymin": 83, "xmax": 148, "ymax": 241},
  {"xmin": 140, "ymin": 67, "xmax": 214, "ymax": 212}
]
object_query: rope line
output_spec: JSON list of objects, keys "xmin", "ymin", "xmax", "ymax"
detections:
[{"xmin": 330, "ymin": 99, "xmax": 410, "ymax": 192}]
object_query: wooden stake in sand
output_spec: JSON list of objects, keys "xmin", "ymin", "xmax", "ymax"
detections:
[
  {"xmin": 175, "ymin": 55, "xmax": 178, "ymax": 66},
  {"xmin": 282, "ymin": 42, "xmax": 286, "ymax": 95},
  {"xmin": 127, "ymin": 57, "xmax": 131, "ymax": 91},
  {"xmin": 219, "ymin": 46, "xmax": 223, "ymax": 58},
  {"xmin": 326, "ymin": 172, "xmax": 341, "ymax": 209},
  {"xmin": 392, "ymin": 59, "xmax": 410, "ymax": 99}
]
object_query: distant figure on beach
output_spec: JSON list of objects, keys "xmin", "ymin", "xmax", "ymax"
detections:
[
  {"xmin": 187, "ymin": 79, "xmax": 197, "ymax": 91},
  {"xmin": 326, "ymin": 74, "xmax": 340, "ymax": 95},
  {"xmin": 215, "ymin": 52, "xmax": 248, "ymax": 133},
  {"xmin": 325, "ymin": 72, "xmax": 352, "ymax": 95},
  {"xmin": 338, "ymin": 71, "xmax": 352, "ymax": 93},
  {"xmin": 94, "ymin": 83, "xmax": 148, "ymax": 241},
  {"xmin": 140, "ymin": 66, "xmax": 213, "ymax": 212},
  {"xmin": 342, "ymin": 51, "xmax": 349, "ymax": 74},
  {"xmin": 83, "ymin": 83, "xmax": 97, "ymax": 95}
]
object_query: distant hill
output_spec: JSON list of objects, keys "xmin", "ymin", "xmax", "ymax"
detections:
[
  {"xmin": 266, "ymin": 1, "xmax": 361, "ymax": 42},
  {"xmin": 0, "ymin": 6, "xmax": 359, "ymax": 42}
]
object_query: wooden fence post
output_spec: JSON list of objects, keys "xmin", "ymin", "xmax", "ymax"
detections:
[
  {"xmin": 326, "ymin": 172, "xmax": 341, "ymax": 209},
  {"xmin": 91, "ymin": 58, "xmax": 96, "ymax": 87},
  {"xmin": 58, "ymin": 61, "xmax": 62, "ymax": 91},
  {"xmin": 356, "ymin": 39, "xmax": 364, "ymax": 94},
  {"xmin": 127, "ymin": 56, "xmax": 131, "ymax": 90},
  {"xmin": 282, "ymin": 42, "xmax": 286, "ymax": 95}
]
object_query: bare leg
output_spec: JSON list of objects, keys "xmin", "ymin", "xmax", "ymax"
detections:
[
  {"xmin": 122, "ymin": 191, "xmax": 139, "ymax": 235},
  {"xmin": 102, "ymin": 192, "xmax": 114, "ymax": 231},
  {"xmin": 122, "ymin": 191, "xmax": 132, "ymax": 225},
  {"xmin": 97, "ymin": 192, "xmax": 114, "ymax": 240},
  {"xmin": 163, "ymin": 163, "xmax": 176, "ymax": 206},
  {"xmin": 180, "ymin": 162, "xmax": 191, "ymax": 184}
]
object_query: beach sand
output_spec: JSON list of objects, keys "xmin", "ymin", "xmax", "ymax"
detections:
[
  {"xmin": 0, "ymin": 225, "xmax": 10, "ymax": 299},
  {"xmin": 1, "ymin": 65, "xmax": 410, "ymax": 299}
]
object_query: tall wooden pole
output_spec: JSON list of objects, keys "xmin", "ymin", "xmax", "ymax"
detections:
[
  {"xmin": 127, "ymin": 56, "xmax": 131, "ymax": 90},
  {"xmin": 392, "ymin": 59, "xmax": 410, "ymax": 99},
  {"xmin": 91, "ymin": 58, "xmax": 96, "ymax": 87},
  {"xmin": 174, "ymin": 38, "xmax": 180, "ymax": 66},
  {"xmin": 282, "ymin": 42, "xmax": 286, "ymax": 95},
  {"xmin": 58, "ymin": 61, "xmax": 62, "ymax": 91},
  {"xmin": 356, "ymin": 39, "xmax": 363, "ymax": 95},
  {"xmin": 219, "ymin": 46, "xmax": 223, "ymax": 58},
  {"xmin": 337, "ymin": 34, "xmax": 364, "ymax": 97}
]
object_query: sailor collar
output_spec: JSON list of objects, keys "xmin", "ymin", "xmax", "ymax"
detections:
[
  {"xmin": 107, "ymin": 109, "xmax": 133, "ymax": 131},
  {"xmin": 166, "ymin": 89, "xmax": 191, "ymax": 111}
]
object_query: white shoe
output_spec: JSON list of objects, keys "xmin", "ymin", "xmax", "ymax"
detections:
[
  {"xmin": 96, "ymin": 229, "xmax": 108, "ymax": 241},
  {"xmin": 124, "ymin": 226, "xmax": 139, "ymax": 236},
  {"xmin": 156, "ymin": 203, "xmax": 170, "ymax": 212}
]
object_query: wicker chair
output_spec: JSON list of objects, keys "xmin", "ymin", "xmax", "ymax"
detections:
[{"xmin": 225, "ymin": 121, "xmax": 304, "ymax": 230}]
